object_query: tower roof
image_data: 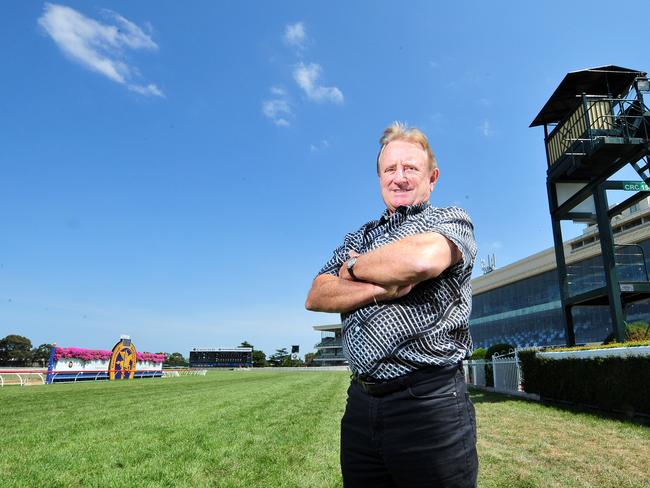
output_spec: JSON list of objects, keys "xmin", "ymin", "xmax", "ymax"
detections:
[{"xmin": 530, "ymin": 65, "xmax": 646, "ymax": 127}]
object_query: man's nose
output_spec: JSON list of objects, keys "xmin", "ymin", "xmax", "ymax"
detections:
[{"xmin": 395, "ymin": 166, "xmax": 407, "ymax": 181}]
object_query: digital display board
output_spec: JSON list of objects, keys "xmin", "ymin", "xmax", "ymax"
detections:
[{"xmin": 189, "ymin": 348, "xmax": 253, "ymax": 368}]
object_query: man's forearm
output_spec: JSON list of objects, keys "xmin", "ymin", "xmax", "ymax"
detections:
[
  {"xmin": 342, "ymin": 233, "xmax": 459, "ymax": 286},
  {"xmin": 305, "ymin": 274, "xmax": 381, "ymax": 313}
]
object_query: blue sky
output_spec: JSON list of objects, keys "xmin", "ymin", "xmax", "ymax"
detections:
[{"xmin": 1, "ymin": 1, "xmax": 648, "ymax": 357}]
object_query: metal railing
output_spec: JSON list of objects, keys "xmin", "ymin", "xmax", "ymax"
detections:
[
  {"xmin": 463, "ymin": 350, "xmax": 523, "ymax": 393},
  {"xmin": 0, "ymin": 370, "xmax": 46, "ymax": 387},
  {"xmin": 491, "ymin": 351, "xmax": 523, "ymax": 392},
  {"xmin": 314, "ymin": 338, "xmax": 343, "ymax": 349},
  {"xmin": 567, "ymin": 244, "xmax": 650, "ymax": 295},
  {"xmin": 462, "ymin": 360, "xmax": 487, "ymax": 387},
  {"xmin": 162, "ymin": 369, "xmax": 207, "ymax": 377}
]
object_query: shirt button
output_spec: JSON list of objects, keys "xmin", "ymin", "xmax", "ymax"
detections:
[
  {"xmin": 384, "ymin": 233, "xmax": 389, "ymax": 237},
  {"xmin": 355, "ymin": 326, "xmax": 360, "ymax": 332}
]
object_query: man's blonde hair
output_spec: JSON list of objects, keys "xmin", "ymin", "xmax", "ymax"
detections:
[{"xmin": 376, "ymin": 122, "xmax": 437, "ymax": 174}]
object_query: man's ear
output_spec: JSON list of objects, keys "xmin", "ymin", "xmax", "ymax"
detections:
[{"xmin": 430, "ymin": 168, "xmax": 440, "ymax": 191}]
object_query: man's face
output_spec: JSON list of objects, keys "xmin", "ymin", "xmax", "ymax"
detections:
[{"xmin": 378, "ymin": 140, "xmax": 439, "ymax": 214}]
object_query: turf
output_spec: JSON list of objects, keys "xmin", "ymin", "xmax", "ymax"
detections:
[{"xmin": 0, "ymin": 371, "xmax": 648, "ymax": 487}]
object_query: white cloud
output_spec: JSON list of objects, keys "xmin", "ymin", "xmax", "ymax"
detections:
[
  {"xmin": 478, "ymin": 98, "xmax": 491, "ymax": 107},
  {"xmin": 309, "ymin": 139, "xmax": 330, "ymax": 152},
  {"xmin": 293, "ymin": 63, "xmax": 343, "ymax": 104},
  {"xmin": 479, "ymin": 119, "xmax": 495, "ymax": 137},
  {"xmin": 38, "ymin": 3, "xmax": 163, "ymax": 97},
  {"xmin": 262, "ymin": 98, "xmax": 292, "ymax": 126},
  {"xmin": 129, "ymin": 83, "xmax": 164, "ymax": 97},
  {"xmin": 284, "ymin": 22, "xmax": 307, "ymax": 49},
  {"xmin": 270, "ymin": 86, "xmax": 287, "ymax": 96}
]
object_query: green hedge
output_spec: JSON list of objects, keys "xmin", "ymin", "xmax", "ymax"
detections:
[{"xmin": 519, "ymin": 349, "xmax": 650, "ymax": 416}]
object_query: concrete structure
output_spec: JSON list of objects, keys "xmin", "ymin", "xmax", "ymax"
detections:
[{"xmin": 312, "ymin": 324, "xmax": 347, "ymax": 366}]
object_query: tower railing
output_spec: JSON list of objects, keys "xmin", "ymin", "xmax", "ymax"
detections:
[{"xmin": 545, "ymin": 96, "xmax": 650, "ymax": 169}]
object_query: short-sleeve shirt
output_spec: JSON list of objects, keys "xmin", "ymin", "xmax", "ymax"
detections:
[{"xmin": 317, "ymin": 202, "xmax": 476, "ymax": 380}]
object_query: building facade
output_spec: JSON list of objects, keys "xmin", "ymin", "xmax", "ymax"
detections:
[{"xmin": 470, "ymin": 198, "xmax": 650, "ymax": 349}]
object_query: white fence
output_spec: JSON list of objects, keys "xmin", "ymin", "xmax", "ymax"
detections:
[
  {"xmin": 162, "ymin": 369, "xmax": 207, "ymax": 377},
  {"xmin": 0, "ymin": 371, "xmax": 46, "ymax": 387},
  {"xmin": 463, "ymin": 360, "xmax": 487, "ymax": 387},
  {"xmin": 0, "ymin": 368, "xmax": 207, "ymax": 386},
  {"xmin": 463, "ymin": 351, "xmax": 523, "ymax": 393},
  {"xmin": 491, "ymin": 352, "xmax": 523, "ymax": 392}
]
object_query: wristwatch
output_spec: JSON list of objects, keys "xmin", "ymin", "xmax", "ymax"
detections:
[{"xmin": 347, "ymin": 256, "xmax": 359, "ymax": 281}]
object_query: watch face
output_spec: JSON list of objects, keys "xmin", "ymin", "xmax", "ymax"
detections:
[{"xmin": 347, "ymin": 257, "xmax": 357, "ymax": 269}]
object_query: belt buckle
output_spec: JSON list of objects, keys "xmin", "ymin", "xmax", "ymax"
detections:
[{"xmin": 354, "ymin": 376, "xmax": 377, "ymax": 393}]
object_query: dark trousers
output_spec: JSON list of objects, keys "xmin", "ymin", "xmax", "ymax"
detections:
[{"xmin": 340, "ymin": 366, "xmax": 478, "ymax": 488}]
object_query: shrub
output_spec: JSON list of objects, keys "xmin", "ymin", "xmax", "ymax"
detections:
[
  {"xmin": 545, "ymin": 339, "xmax": 650, "ymax": 353},
  {"xmin": 518, "ymin": 349, "xmax": 650, "ymax": 416},
  {"xmin": 603, "ymin": 321, "xmax": 650, "ymax": 344},
  {"xmin": 470, "ymin": 348, "xmax": 487, "ymax": 360}
]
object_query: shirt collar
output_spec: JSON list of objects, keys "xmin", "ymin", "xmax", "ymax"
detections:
[{"xmin": 379, "ymin": 201, "xmax": 431, "ymax": 223}]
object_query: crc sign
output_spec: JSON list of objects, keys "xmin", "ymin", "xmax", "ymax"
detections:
[{"xmin": 622, "ymin": 181, "xmax": 650, "ymax": 192}]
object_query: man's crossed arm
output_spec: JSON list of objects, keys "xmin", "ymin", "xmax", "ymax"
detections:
[{"xmin": 305, "ymin": 232, "xmax": 461, "ymax": 314}]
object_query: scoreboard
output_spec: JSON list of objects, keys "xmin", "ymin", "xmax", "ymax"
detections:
[{"xmin": 189, "ymin": 347, "xmax": 253, "ymax": 368}]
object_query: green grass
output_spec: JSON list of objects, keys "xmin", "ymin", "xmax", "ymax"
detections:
[
  {"xmin": 0, "ymin": 371, "xmax": 648, "ymax": 487},
  {"xmin": 472, "ymin": 390, "xmax": 650, "ymax": 488}
]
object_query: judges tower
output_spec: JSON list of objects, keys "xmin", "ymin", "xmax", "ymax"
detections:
[{"xmin": 531, "ymin": 66, "xmax": 650, "ymax": 345}]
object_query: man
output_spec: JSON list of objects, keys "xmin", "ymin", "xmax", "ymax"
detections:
[{"xmin": 306, "ymin": 122, "xmax": 478, "ymax": 488}]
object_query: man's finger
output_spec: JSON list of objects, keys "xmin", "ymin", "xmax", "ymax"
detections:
[{"xmin": 348, "ymin": 250, "xmax": 360, "ymax": 258}]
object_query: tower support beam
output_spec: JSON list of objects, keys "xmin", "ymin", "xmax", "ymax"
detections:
[{"xmin": 593, "ymin": 184, "xmax": 627, "ymax": 342}]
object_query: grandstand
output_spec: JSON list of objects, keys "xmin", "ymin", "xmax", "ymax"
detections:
[
  {"xmin": 471, "ymin": 198, "xmax": 650, "ymax": 348},
  {"xmin": 311, "ymin": 324, "xmax": 347, "ymax": 366}
]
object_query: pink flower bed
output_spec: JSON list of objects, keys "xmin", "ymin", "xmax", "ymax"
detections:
[
  {"xmin": 54, "ymin": 347, "xmax": 112, "ymax": 362},
  {"xmin": 54, "ymin": 347, "xmax": 165, "ymax": 364},
  {"xmin": 136, "ymin": 352, "xmax": 166, "ymax": 363}
]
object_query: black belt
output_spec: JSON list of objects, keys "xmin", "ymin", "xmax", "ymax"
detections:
[{"xmin": 352, "ymin": 363, "xmax": 460, "ymax": 397}]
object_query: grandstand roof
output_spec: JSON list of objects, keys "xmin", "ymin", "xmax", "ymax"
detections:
[{"xmin": 313, "ymin": 324, "xmax": 342, "ymax": 332}]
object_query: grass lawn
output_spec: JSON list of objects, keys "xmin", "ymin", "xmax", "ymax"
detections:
[{"xmin": 0, "ymin": 370, "xmax": 648, "ymax": 487}]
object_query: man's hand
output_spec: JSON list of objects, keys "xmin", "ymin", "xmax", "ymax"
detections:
[
  {"xmin": 374, "ymin": 282, "xmax": 414, "ymax": 302},
  {"xmin": 305, "ymin": 273, "xmax": 413, "ymax": 313},
  {"xmin": 338, "ymin": 251, "xmax": 360, "ymax": 281},
  {"xmin": 338, "ymin": 250, "xmax": 413, "ymax": 303}
]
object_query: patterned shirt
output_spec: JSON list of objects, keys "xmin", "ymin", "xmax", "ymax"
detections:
[{"xmin": 317, "ymin": 202, "xmax": 476, "ymax": 380}]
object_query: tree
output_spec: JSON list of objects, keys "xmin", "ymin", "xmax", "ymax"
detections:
[
  {"xmin": 304, "ymin": 352, "xmax": 316, "ymax": 366},
  {"xmin": 31, "ymin": 343, "xmax": 53, "ymax": 367},
  {"xmin": 164, "ymin": 352, "xmax": 188, "ymax": 367},
  {"xmin": 0, "ymin": 335, "xmax": 33, "ymax": 366},
  {"xmin": 268, "ymin": 348, "xmax": 289, "ymax": 367},
  {"xmin": 252, "ymin": 350, "xmax": 267, "ymax": 367},
  {"xmin": 240, "ymin": 341, "xmax": 266, "ymax": 367}
]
